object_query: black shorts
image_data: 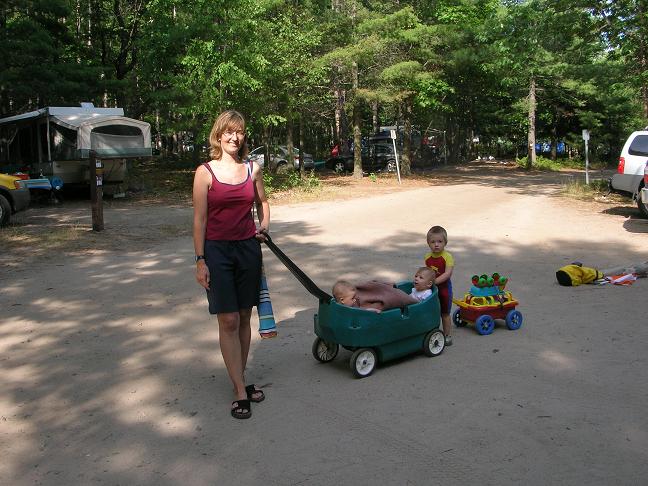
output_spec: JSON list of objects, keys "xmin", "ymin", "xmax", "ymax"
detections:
[{"xmin": 204, "ymin": 238, "xmax": 262, "ymax": 314}]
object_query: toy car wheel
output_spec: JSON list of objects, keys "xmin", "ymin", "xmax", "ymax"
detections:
[
  {"xmin": 423, "ymin": 330, "xmax": 445, "ymax": 357},
  {"xmin": 350, "ymin": 348, "xmax": 377, "ymax": 378},
  {"xmin": 505, "ymin": 309, "xmax": 523, "ymax": 330},
  {"xmin": 312, "ymin": 337, "xmax": 339, "ymax": 362},
  {"xmin": 452, "ymin": 308, "xmax": 466, "ymax": 327},
  {"xmin": 475, "ymin": 315, "xmax": 495, "ymax": 335}
]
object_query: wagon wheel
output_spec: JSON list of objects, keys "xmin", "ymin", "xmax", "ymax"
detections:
[
  {"xmin": 475, "ymin": 315, "xmax": 495, "ymax": 335},
  {"xmin": 505, "ymin": 309, "xmax": 523, "ymax": 330},
  {"xmin": 350, "ymin": 348, "xmax": 377, "ymax": 378},
  {"xmin": 452, "ymin": 308, "xmax": 466, "ymax": 327},
  {"xmin": 423, "ymin": 330, "xmax": 445, "ymax": 357},
  {"xmin": 312, "ymin": 337, "xmax": 339, "ymax": 362}
]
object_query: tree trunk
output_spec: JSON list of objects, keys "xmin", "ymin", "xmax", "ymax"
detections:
[
  {"xmin": 401, "ymin": 100, "xmax": 412, "ymax": 176},
  {"xmin": 286, "ymin": 113, "xmax": 294, "ymax": 173},
  {"xmin": 299, "ymin": 112, "xmax": 305, "ymax": 176},
  {"xmin": 263, "ymin": 125, "xmax": 271, "ymax": 172},
  {"xmin": 372, "ymin": 100, "xmax": 379, "ymax": 134},
  {"xmin": 335, "ymin": 80, "xmax": 346, "ymax": 149},
  {"xmin": 550, "ymin": 112, "xmax": 558, "ymax": 161},
  {"xmin": 352, "ymin": 61, "xmax": 362, "ymax": 179},
  {"xmin": 638, "ymin": 1, "xmax": 648, "ymax": 118},
  {"xmin": 527, "ymin": 77, "xmax": 537, "ymax": 170}
]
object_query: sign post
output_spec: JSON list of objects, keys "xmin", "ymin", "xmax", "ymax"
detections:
[
  {"xmin": 89, "ymin": 151, "xmax": 104, "ymax": 231},
  {"xmin": 582, "ymin": 129, "xmax": 590, "ymax": 185},
  {"xmin": 390, "ymin": 129, "xmax": 401, "ymax": 184}
]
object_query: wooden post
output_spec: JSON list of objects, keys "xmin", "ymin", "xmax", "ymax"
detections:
[{"xmin": 89, "ymin": 151, "xmax": 104, "ymax": 231}]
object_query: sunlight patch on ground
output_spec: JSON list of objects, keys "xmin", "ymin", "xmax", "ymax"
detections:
[
  {"xmin": 538, "ymin": 350, "xmax": 578, "ymax": 370},
  {"xmin": 0, "ymin": 396, "xmax": 36, "ymax": 481},
  {"xmin": 108, "ymin": 378, "xmax": 196, "ymax": 435},
  {"xmin": 1, "ymin": 363, "xmax": 40, "ymax": 389}
]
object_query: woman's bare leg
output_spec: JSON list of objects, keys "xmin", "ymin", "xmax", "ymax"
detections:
[
  {"xmin": 238, "ymin": 308, "xmax": 253, "ymax": 371},
  {"xmin": 217, "ymin": 311, "xmax": 246, "ymax": 400}
]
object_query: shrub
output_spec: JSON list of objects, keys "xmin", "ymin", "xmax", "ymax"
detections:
[
  {"xmin": 516, "ymin": 155, "xmax": 585, "ymax": 171},
  {"xmin": 263, "ymin": 169, "xmax": 320, "ymax": 195}
]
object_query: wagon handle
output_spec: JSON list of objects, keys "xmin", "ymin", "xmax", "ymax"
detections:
[{"xmin": 261, "ymin": 231, "xmax": 333, "ymax": 304}]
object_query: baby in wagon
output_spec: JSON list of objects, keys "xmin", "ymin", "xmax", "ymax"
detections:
[
  {"xmin": 332, "ymin": 279, "xmax": 418, "ymax": 313},
  {"xmin": 410, "ymin": 267, "xmax": 436, "ymax": 302}
]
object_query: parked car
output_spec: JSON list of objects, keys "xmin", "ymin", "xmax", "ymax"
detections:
[
  {"xmin": 641, "ymin": 161, "xmax": 648, "ymax": 215},
  {"xmin": 248, "ymin": 145, "xmax": 314, "ymax": 172},
  {"xmin": 326, "ymin": 143, "xmax": 397, "ymax": 173},
  {"xmin": 610, "ymin": 130, "xmax": 648, "ymax": 218},
  {"xmin": 371, "ymin": 125, "xmax": 422, "ymax": 147},
  {"xmin": 0, "ymin": 173, "xmax": 30, "ymax": 227}
]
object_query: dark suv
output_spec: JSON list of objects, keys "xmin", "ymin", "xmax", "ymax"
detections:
[{"xmin": 326, "ymin": 143, "xmax": 397, "ymax": 173}]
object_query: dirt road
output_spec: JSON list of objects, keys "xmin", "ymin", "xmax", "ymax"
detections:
[{"xmin": 2, "ymin": 163, "xmax": 647, "ymax": 485}]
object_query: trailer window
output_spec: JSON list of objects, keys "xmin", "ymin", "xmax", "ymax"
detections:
[
  {"xmin": 39, "ymin": 123, "xmax": 48, "ymax": 161},
  {"xmin": 93, "ymin": 125, "xmax": 142, "ymax": 136},
  {"xmin": 16, "ymin": 125, "xmax": 38, "ymax": 164},
  {"xmin": 51, "ymin": 124, "xmax": 78, "ymax": 160},
  {"xmin": 0, "ymin": 126, "xmax": 13, "ymax": 164}
]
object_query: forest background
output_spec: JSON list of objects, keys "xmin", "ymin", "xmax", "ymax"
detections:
[{"xmin": 2, "ymin": 0, "xmax": 647, "ymax": 177}]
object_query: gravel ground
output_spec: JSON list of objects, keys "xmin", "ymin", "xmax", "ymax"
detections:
[{"xmin": 1, "ymin": 162, "xmax": 647, "ymax": 485}]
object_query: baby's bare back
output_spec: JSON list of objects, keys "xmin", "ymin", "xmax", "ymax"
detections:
[{"xmin": 355, "ymin": 281, "xmax": 418, "ymax": 311}]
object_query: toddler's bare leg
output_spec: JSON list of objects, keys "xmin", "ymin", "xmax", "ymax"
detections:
[{"xmin": 441, "ymin": 313, "xmax": 451, "ymax": 336}]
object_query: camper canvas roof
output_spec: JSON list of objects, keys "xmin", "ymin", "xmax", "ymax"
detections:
[{"xmin": 0, "ymin": 105, "xmax": 125, "ymax": 125}]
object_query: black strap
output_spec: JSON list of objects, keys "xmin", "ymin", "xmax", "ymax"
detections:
[{"xmin": 262, "ymin": 233, "xmax": 332, "ymax": 303}]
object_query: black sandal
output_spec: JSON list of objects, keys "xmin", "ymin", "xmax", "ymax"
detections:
[
  {"xmin": 245, "ymin": 384, "xmax": 265, "ymax": 403},
  {"xmin": 231, "ymin": 399, "xmax": 251, "ymax": 419}
]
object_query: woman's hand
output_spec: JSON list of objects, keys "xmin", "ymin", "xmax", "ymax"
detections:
[
  {"xmin": 196, "ymin": 260, "xmax": 210, "ymax": 289},
  {"xmin": 254, "ymin": 227, "xmax": 269, "ymax": 242}
]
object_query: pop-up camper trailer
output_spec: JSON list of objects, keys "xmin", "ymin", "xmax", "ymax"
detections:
[{"xmin": 0, "ymin": 103, "xmax": 151, "ymax": 193}]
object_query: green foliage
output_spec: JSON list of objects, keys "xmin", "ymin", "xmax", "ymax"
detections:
[
  {"xmin": 0, "ymin": 0, "xmax": 644, "ymax": 171},
  {"xmin": 561, "ymin": 178, "xmax": 611, "ymax": 200},
  {"xmin": 515, "ymin": 155, "xmax": 584, "ymax": 171},
  {"xmin": 0, "ymin": 0, "xmax": 102, "ymax": 113},
  {"xmin": 263, "ymin": 169, "xmax": 320, "ymax": 195}
]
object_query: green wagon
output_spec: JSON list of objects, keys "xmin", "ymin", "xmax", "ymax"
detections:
[{"xmin": 264, "ymin": 235, "xmax": 445, "ymax": 378}]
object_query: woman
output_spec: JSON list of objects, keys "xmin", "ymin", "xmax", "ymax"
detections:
[{"xmin": 192, "ymin": 110, "xmax": 270, "ymax": 419}]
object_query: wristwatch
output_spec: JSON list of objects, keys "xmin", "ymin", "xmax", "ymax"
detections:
[{"xmin": 195, "ymin": 255, "xmax": 205, "ymax": 263}]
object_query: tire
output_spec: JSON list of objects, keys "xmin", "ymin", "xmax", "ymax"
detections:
[
  {"xmin": 334, "ymin": 160, "xmax": 346, "ymax": 173},
  {"xmin": 423, "ymin": 330, "xmax": 445, "ymax": 357},
  {"xmin": 350, "ymin": 348, "xmax": 377, "ymax": 378},
  {"xmin": 505, "ymin": 309, "xmax": 523, "ymax": 330},
  {"xmin": 475, "ymin": 314, "xmax": 495, "ymax": 335},
  {"xmin": 275, "ymin": 161, "xmax": 289, "ymax": 174},
  {"xmin": 0, "ymin": 194, "xmax": 11, "ymax": 227},
  {"xmin": 385, "ymin": 159, "xmax": 396, "ymax": 172},
  {"xmin": 452, "ymin": 308, "xmax": 466, "ymax": 327},
  {"xmin": 312, "ymin": 337, "xmax": 339, "ymax": 362},
  {"xmin": 637, "ymin": 184, "xmax": 648, "ymax": 218}
]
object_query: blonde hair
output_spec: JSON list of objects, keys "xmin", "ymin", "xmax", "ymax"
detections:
[
  {"xmin": 427, "ymin": 225, "xmax": 448, "ymax": 243},
  {"xmin": 332, "ymin": 280, "xmax": 356, "ymax": 299},
  {"xmin": 416, "ymin": 266, "xmax": 436, "ymax": 284},
  {"xmin": 208, "ymin": 110, "xmax": 249, "ymax": 160}
]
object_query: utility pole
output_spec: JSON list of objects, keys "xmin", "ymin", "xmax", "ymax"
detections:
[{"xmin": 89, "ymin": 151, "xmax": 104, "ymax": 231}]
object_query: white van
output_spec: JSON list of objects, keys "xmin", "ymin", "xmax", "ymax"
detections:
[{"xmin": 610, "ymin": 130, "xmax": 648, "ymax": 217}]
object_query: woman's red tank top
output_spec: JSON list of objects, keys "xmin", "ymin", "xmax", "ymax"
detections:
[{"xmin": 203, "ymin": 161, "xmax": 256, "ymax": 241}]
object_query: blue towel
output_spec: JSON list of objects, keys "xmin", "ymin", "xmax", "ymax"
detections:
[{"xmin": 258, "ymin": 263, "xmax": 277, "ymax": 338}]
